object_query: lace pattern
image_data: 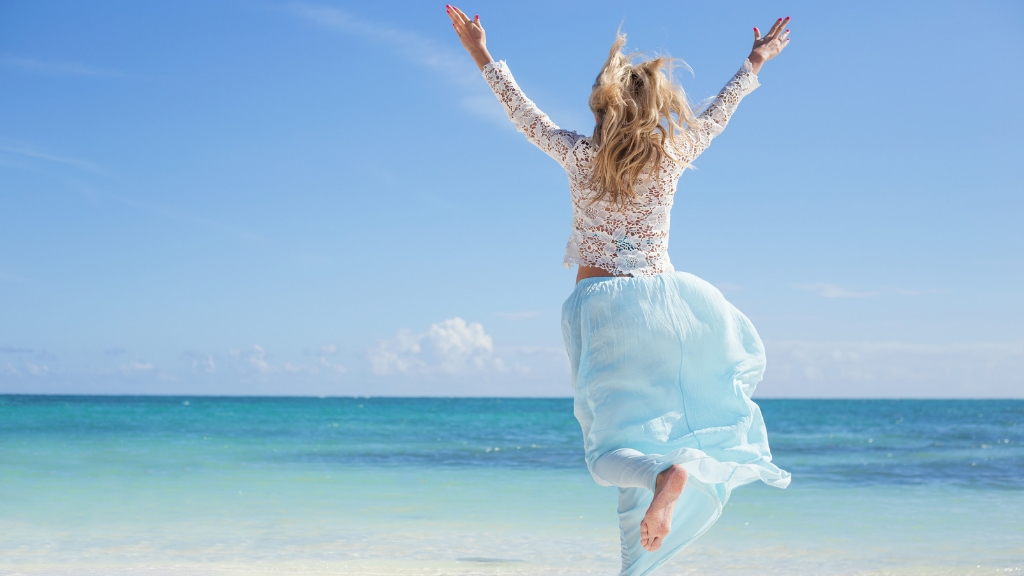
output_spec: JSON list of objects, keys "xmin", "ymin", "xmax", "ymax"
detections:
[{"xmin": 483, "ymin": 59, "xmax": 759, "ymax": 277}]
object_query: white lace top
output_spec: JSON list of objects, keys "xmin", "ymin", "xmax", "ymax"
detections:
[{"xmin": 482, "ymin": 59, "xmax": 759, "ymax": 276}]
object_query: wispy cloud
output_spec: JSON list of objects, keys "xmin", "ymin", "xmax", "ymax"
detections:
[
  {"xmin": 120, "ymin": 360, "xmax": 153, "ymax": 372},
  {"xmin": 494, "ymin": 311, "xmax": 539, "ymax": 320},
  {"xmin": 248, "ymin": 344, "xmax": 274, "ymax": 373},
  {"xmin": 228, "ymin": 343, "xmax": 345, "ymax": 376},
  {"xmin": 793, "ymin": 283, "xmax": 943, "ymax": 298},
  {"xmin": 25, "ymin": 363, "xmax": 51, "ymax": 376},
  {"xmin": 0, "ymin": 138, "xmax": 102, "ymax": 173},
  {"xmin": 182, "ymin": 352, "xmax": 217, "ymax": 373},
  {"xmin": 793, "ymin": 283, "xmax": 880, "ymax": 298},
  {"xmin": 0, "ymin": 270, "xmax": 27, "ymax": 284},
  {"xmin": 318, "ymin": 356, "xmax": 348, "ymax": 373},
  {"xmin": 0, "ymin": 54, "xmax": 124, "ymax": 78},
  {"xmin": 892, "ymin": 288, "xmax": 947, "ymax": 296},
  {"xmin": 0, "ymin": 346, "xmax": 33, "ymax": 354},
  {"xmin": 285, "ymin": 3, "xmax": 504, "ymax": 123},
  {"xmin": 316, "ymin": 344, "xmax": 347, "ymax": 374},
  {"xmin": 764, "ymin": 340, "xmax": 1024, "ymax": 398},
  {"xmin": 0, "ymin": 352, "xmax": 52, "ymax": 376}
]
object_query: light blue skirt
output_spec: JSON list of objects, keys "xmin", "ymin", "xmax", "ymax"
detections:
[{"xmin": 562, "ymin": 272, "xmax": 791, "ymax": 575}]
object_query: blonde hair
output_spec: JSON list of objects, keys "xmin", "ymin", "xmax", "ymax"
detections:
[{"xmin": 588, "ymin": 31, "xmax": 697, "ymax": 205}]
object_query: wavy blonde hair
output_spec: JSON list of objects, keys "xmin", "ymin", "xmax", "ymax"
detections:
[{"xmin": 588, "ymin": 31, "xmax": 697, "ymax": 205}]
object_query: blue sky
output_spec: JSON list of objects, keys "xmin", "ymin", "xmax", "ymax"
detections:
[{"xmin": 1, "ymin": 0, "xmax": 1022, "ymax": 397}]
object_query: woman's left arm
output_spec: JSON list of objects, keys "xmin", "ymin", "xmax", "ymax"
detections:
[{"xmin": 448, "ymin": 6, "xmax": 581, "ymax": 167}]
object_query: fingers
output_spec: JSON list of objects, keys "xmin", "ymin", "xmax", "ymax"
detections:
[
  {"xmin": 451, "ymin": 5, "xmax": 473, "ymax": 26},
  {"xmin": 753, "ymin": 26, "xmax": 761, "ymax": 42},
  {"xmin": 766, "ymin": 16, "xmax": 789, "ymax": 40},
  {"xmin": 779, "ymin": 28, "xmax": 790, "ymax": 42},
  {"xmin": 445, "ymin": 5, "xmax": 460, "ymax": 31},
  {"xmin": 445, "ymin": 5, "xmax": 468, "ymax": 32},
  {"xmin": 776, "ymin": 16, "xmax": 790, "ymax": 39}
]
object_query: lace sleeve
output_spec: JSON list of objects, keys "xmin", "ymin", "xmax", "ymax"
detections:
[
  {"xmin": 684, "ymin": 59, "xmax": 760, "ymax": 160},
  {"xmin": 482, "ymin": 60, "xmax": 582, "ymax": 167}
]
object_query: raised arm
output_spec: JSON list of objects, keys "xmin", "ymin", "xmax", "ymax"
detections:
[
  {"xmin": 447, "ymin": 6, "xmax": 581, "ymax": 167},
  {"xmin": 748, "ymin": 16, "xmax": 792, "ymax": 74},
  {"xmin": 685, "ymin": 17, "xmax": 792, "ymax": 159},
  {"xmin": 446, "ymin": 5, "xmax": 492, "ymax": 70}
]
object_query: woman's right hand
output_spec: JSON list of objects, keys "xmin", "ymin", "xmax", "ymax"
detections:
[
  {"xmin": 748, "ymin": 17, "xmax": 791, "ymax": 74},
  {"xmin": 447, "ymin": 5, "xmax": 493, "ymax": 71}
]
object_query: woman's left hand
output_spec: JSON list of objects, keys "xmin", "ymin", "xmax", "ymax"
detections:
[
  {"xmin": 748, "ymin": 16, "xmax": 791, "ymax": 74},
  {"xmin": 447, "ymin": 5, "xmax": 493, "ymax": 71}
]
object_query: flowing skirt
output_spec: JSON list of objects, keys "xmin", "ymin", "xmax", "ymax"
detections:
[{"xmin": 561, "ymin": 272, "xmax": 791, "ymax": 576}]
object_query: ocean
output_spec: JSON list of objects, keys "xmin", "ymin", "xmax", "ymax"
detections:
[{"xmin": 1, "ymin": 396, "xmax": 1021, "ymax": 575}]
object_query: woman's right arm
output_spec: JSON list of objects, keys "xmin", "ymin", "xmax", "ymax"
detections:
[{"xmin": 748, "ymin": 16, "xmax": 791, "ymax": 75}]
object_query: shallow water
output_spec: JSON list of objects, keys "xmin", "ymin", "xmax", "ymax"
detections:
[{"xmin": 1, "ymin": 396, "xmax": 1022, "ymax": 574}]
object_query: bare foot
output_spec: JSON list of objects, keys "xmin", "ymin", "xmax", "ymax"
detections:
[{"xmin": 640, "ymin": 464, "xmax": 687, "ymax": 552}]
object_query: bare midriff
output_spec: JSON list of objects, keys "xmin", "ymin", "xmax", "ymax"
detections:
[{"xmin": 576, "ymin": 265, "xmax": 631, "ymax": 284}]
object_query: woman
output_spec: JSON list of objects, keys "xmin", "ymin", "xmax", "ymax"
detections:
[{"xmin": 447, "ymin": 6, "xmax": 792, "ymax": 574}]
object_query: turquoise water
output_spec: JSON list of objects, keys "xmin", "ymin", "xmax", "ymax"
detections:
[{"xmin": 1, "ymin": 396, "xmax": 1022, "ymax": 575}]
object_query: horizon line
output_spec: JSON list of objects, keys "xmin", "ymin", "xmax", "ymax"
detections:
[{"xmin": 2, "ymin": 393, "xmax": 1022, "ymax": 401}]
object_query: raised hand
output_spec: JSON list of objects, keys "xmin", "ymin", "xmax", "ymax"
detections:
[
  {"xmin": 748, "ymin": 16, "xmax": 791, "ymax": 74},
  {"xmin": 446, "ymin": 5, "xmax": 493, "ymax": 71}
]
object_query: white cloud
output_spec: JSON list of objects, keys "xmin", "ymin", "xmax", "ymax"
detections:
[
  {"xmin": 317, "ymin": 354, "xmax": 347, "ymax": 374},
  {"xmin": 1, "ymin": 362, "xmax": 19, "ymax": 375},
  {"xmin": 25, "ymin": 363, "xmax": 51, "ymax": 376},
  {"xmin": 286, "ymin": 3, "xmax": 504, "ymax": 123},
  {"xmin": 763, "ymin": 340, "xmax": 1024, "ymax": 398},
  {"xmin": 368, "ymin": 317, "xmax": 504, "ymax": 375},
  {"xmin": 793, "ymin": 283, "xmax": 879, "ymax": 298},
  {"xmin": 189, "ymin": 354, "xmax": 216, "ymax": 373},
  {"xmin": 120, "ymin": 361, "xmax": 153, "ymax": 372},
  {"xmin": 240, "ymin": 345, "xmax": 347, "ymax": 376},
  {"xmin": 319, "ymin": 344, "xmax": 337, "ymax": 355},
  {"xmin": 248, "ymin": 344, "xmax": 274, "ymax": 373}
]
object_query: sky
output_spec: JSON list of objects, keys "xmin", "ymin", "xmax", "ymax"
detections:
[{"xmin": 1, "ymin": 0, "xmax": 1022, "ymax": 398}]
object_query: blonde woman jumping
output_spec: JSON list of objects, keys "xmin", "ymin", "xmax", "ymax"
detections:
[{"xmin": 447, "ymin": 6, "xmax": 793, "ymax": 574}]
